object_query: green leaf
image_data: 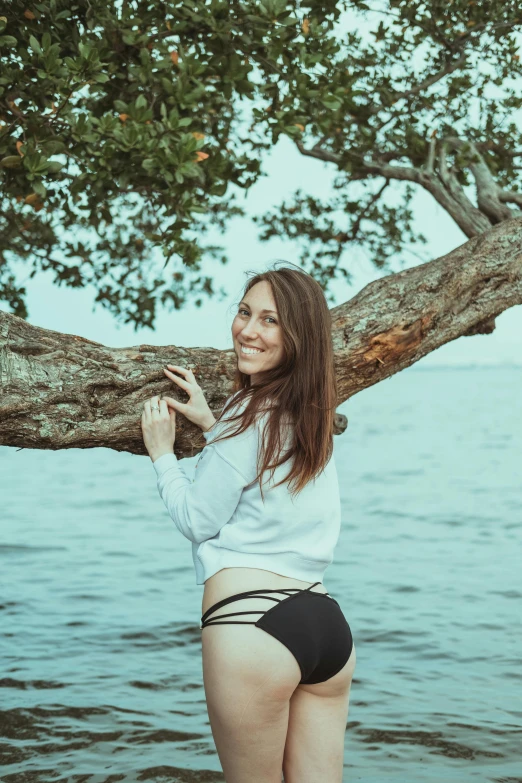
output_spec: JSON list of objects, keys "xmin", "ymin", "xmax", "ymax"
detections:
[
  {"xmin": 46, "ymin": 161, "xmax": 65, "ymax": 173},
  {"xmin": 32, "ymin": 181, "xmax": 47, "ymax": 197},
  {"xmin": 63, "ymin": 56, "xmax": 80, "ymax": 70},
  {"xmin": 320, "ymin": 97, "xmax": 342, "ymax": 110},
  {"xmin": 42, "ymin": 140, "xmax": 66, "ymax": 155},
  {"xmin": 0, "ymin": 156, "xmax": 22, "ymax": 168},
  {"xmin": 78, "ymin": 42, "xmax": 91, "ymax": 58},
  {"xmin": 0, "ymin": 35, "xmax": 18, "ymax": 47},
  {"xmin": 279, "ymin": 16, "xmax": 298, "ymax": 26},
  {"xmin": 211, "ymin": 181, "xmax": 228, "ymax": 196}
]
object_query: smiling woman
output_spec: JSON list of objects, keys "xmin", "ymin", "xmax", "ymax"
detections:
[{"xmin": 142, "ymin": 262, "xmax": 355, "ymax": 782}]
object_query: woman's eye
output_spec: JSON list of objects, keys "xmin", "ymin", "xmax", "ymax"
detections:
[{"xmin": 238, "ymin": 309, "xmax": 277, "ymax": 324}]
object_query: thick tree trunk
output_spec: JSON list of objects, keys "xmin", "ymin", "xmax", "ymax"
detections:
[
  {"xmin": 1, "ymin": 218, "xmax": 521, "ymax": 457},
  {"xmin": 332, "ymin": 217, "xmax": 522, "ymax": 395}
]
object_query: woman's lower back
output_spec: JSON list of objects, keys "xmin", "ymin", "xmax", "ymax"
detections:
[{"xmin": 202, "ymin": 566, "xmax": 330, "ymax": 614}]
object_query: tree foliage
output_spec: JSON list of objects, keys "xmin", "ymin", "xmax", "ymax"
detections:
[{"xmin": 1, "ymin": 0, "xmax": 521, "ymax": 328}]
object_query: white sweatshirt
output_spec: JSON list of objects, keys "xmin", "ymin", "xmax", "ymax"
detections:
[{"xmin": 152, "ymin": 392, "xmax": 342, "ymax": 585}]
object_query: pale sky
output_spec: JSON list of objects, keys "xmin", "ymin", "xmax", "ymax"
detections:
[{"xmin": 7, "ymin": 136, "xmax": 521, "ymax": 367}]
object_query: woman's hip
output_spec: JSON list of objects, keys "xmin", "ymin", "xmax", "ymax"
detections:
[{"xmin": 200, "ymin": 580, "xmax": 353, "ymax": 686}]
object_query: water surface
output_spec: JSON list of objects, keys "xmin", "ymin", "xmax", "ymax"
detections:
[{"xmin": 1, "ymin": 366, "xmax": 521, "ymax": 782}]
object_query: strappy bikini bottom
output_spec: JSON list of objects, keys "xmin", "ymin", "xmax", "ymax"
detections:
[{"xmin": 200, "ymin": 581, "xmax": 353, "ymax": 685}]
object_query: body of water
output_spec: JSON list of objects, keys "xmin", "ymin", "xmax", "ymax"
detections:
[{"xmin": 1, "ymin": 366, "xmax": 521, "ymax": 782}]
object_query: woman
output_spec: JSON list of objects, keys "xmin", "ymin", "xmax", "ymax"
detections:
[{"xmin": 141, "ymin": 265, "xmax": 356, "ymax": 783}]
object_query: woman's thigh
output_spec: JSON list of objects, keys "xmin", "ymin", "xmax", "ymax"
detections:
[
  {"xmin": 283, "ymin": 643, "xmax": 357, "ymax": 783},
  {"xmin": 201, "ymin": 596, "xmax": 303, "ymax": 783}
]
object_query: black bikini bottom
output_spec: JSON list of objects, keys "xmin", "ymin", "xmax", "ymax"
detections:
[{"xmin": 200, "ymin": 581, "xmax": 353, "ymax": 685}]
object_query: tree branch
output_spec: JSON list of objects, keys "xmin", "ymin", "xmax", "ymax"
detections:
[
  {"xmin": 445, "ymin": 137, "xmax": 515, "ymax": 223},
  {"xmin": 294, "ymin": 139, "xmax": 492, "ymax": 237},
  {"xmin": 438, "ymin": 141, "xmax": 450, "ymax": 185},
  {"xmin": 426, "ymin": 132, "xmax": 437, "ymax": 174},
  {"xmin": 371, "ymin": 53, "xmax": 468, "ymax": 112},
  {"xmin": 475, "ymin": 143, "xmax": 522, "ymax": 158},
  {"xmin": 295, "ymin": 140, "xmax": 340, "ymax": 165},
  {"xmin": 498, "ymin": 189, "xmax": 522, "ymax": 208},
  {"xmin": 346, "ymin": 180, "xmax": 389, "ymax": 241},
  {"xmin": 2, "ymin": 218, "xmax": 521, "ymax": 454},
  {"xmin": 330, "ymin": 216, "xmax": 522, "ymax": 396},
  {"xmin": 295, "ymin": 140, "xmax": 420, "ymax": 183}
]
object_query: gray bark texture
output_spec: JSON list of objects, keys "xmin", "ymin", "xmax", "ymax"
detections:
[{"xmin": 1, "ymin": 217, "xmax": 521, "ymax": 458}]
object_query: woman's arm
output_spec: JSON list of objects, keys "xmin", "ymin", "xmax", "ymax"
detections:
[{"xmin": 152, "ymin": 432, "xmax": 257, "ymax": 544}]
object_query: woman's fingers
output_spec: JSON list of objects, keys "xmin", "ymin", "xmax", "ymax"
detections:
[
  {"xmin": 163, "ymin": 367, "xmax": 187, "ymax": 386},
  {"xmin": 166, "ymin": 364, "xmax": 196, "ymax": 380},
  {"xmin": 166, "ymin": 399, "xmax": 176, "ymax": 419},
  {"xmin": 162, "ymin": 395, "xmax": 185, "ymax": 411},
  {"xmin": 166, "ymin": 364, "xmax": 191, "ymax": 373},
  {"xmin": 163, "ymin": 367, "xmax": 191, "ymax": 389},
  {"xmin": 166, "ymin": 364, "xmax": 189, "ymax": 375}
]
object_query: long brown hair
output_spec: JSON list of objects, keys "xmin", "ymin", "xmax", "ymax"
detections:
[{"xmin": 210, "ymin": 262, "xmax": 338, "ymax": 501}]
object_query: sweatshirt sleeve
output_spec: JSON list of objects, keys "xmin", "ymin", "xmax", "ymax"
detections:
[{"xmin": 152, "ymin": 416, "xmax": 263, "ymax": 544}]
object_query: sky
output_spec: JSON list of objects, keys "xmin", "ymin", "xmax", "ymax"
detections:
[{"xmin": 6, "ymin": 134, "xmax": 522, "ymax": 368}]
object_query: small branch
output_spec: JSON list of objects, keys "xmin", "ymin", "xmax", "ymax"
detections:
[
  {"xmin": 312, "ymin": 134, "xmax": 333, "ymax": 151},
  {"xmin": 426, "ymin": 132, "xmax": 437, "ymax": 174},
  {"xmin": 295, "ymin": 140, "xmax": 341, "ymax": 165},
  {"xmin": 376, "ymin": 53, "xmax": 467, "ymax": 111},
  {"xmin": 475, "ymin": 144, "xmax": 522, "ymax": 158},
  {"xmin": 294, "ymin": 138, "xmax": 492, "ymax": 237},
  {"xmin": 347, "ymin": 180, "xmax": 389, "ymax": 241},
  {"xmin": 295, "ymin": 140, "xmax": 421, "ymax": 183},
  {"xmin": 498, "ymin": 189, "xmax": 522, "ymax": 208},
  {"xmin": 445, "ymin": 136, "xmax": 515, "ymax": 223},
  {"xmin": 438, "ymin": 141, "xmax": 449, "ymax": 185}
]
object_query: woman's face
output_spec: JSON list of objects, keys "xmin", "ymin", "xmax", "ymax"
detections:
[{"xmin": 231, "ymin": 281, "xmax": 284, "ymax": 383}]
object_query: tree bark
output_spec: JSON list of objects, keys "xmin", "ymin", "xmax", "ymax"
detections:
[{"xmin": 1, "ymin": 218, "xmax": 521, "ymax": 458}]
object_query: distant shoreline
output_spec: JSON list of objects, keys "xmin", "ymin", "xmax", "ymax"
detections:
[{"xmin": 406, "ymin": 364, "xmax": 522, "ymax": 370}]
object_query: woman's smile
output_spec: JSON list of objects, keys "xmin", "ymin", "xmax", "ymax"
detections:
[{"xmin": 240, "ymin": 343, "xmax": 264, "ymax": 356}]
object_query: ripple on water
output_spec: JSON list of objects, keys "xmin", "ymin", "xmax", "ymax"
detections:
[
  {"xmin": 0, "ymin": 678, "xmax": 67, "ymax": 691},
  {"xmin": 0, "ymin": 705, "xmax": 220, "ymax": 783},
  {"xmin": 0, "ymin": 544, "xmax": 68, "ymax": 554},
  {"xmin": 355, "ymin": 725, "xmax": 504, "ymax": 760}
]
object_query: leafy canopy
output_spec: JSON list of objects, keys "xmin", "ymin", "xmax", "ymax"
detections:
[{"xmin": 1, "ymin": 0, "xmax": 521, "ymax": 328}]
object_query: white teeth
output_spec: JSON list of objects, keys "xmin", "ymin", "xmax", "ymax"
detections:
[{"xmin": 241, "ymin": 345, "xmax": 263, "ymax": 355}]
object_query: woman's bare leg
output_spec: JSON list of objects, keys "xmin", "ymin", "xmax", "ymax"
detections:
[
  {"xmin": 282, "ymin": 644, "xmax": 356, "ymax": 783},
  {"xmin": 202, "ymin": 595, "xmax": 303, "ymax": 783}
]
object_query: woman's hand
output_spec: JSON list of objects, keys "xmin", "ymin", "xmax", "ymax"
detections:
[
  {"xmin": 162, "ymin": 364, "xmax": 216, "ymax": 432},
  {"xmin": 141, "ymin": 396, "xmax": 176, "ymax": 463}
]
